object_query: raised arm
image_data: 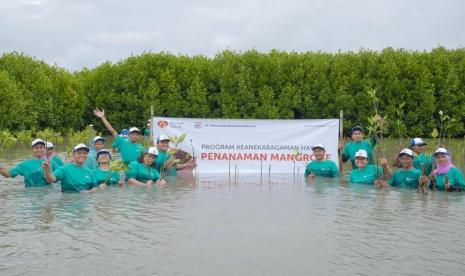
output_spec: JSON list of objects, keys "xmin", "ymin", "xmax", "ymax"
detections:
[{"xmin": 93, "ymin": 109, "xmax": 118, "ymax": 137}]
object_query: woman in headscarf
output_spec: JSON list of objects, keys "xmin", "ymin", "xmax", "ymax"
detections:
[{"xmin": 430, "ymin": 148, "xmax": 465, "ymax": 191}]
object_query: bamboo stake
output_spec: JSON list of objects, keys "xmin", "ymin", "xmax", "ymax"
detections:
[{"xmin": 339, "ymin": 110, "xmax": 343, "ymax": 174}]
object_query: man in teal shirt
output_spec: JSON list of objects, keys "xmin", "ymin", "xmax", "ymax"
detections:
[
  {"xmin": 43, "ymin": 143, "xmax": 98, "ymax": 193},
  {"xmin": 94, "ymin": 108, "xmax": 144, "ymax": 165},
  {"xmin": 154, "ymin": 135, "xmax": 197, "ymax": 177},
  {"xmin": 0, "ymin": 139, "xmax": 50, "ymax": 187},
  {"xmin": 389, "ymin": 149, "xmax": 428, "ymax": 189},
  {"xmin": 304, "ymin": 144, "xmax": 339, "ymax": 179},
  {"xmin": 342, "ymin": 126, "xmax": 377, "ymax": 169}
]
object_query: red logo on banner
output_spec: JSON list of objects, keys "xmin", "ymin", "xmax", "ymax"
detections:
[{"xmin": 157, "ymin": 120, "xmax": 168, "ymax": 128}]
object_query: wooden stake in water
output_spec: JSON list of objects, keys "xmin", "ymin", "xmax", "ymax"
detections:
[
  {"xmin": 339, "ymin": 110, "xmax": 344, "ymax": 174},
  {"xmin": 268, "ymin": 165, "xmax": 271, "ymax": 189},
  {"xmin": 229, "ymin": 160, "xmax": 231, "ymax": 185}
]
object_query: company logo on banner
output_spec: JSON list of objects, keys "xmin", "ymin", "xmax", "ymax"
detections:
[{"xmin": 153, "ymin": 117, "xmax": 339, "ymax": 173}]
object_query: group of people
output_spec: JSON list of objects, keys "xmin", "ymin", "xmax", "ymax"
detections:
[
  {"xmin": 0, "ymin": 109, "xmax": 196, "ymax": 193},
  {"xmin": 1, "ymin": 109, "xmax": 464, "ymax": 192},
  {"xmin": 304, "ymin": 126, "xmax": 465, "ymax": 191}
]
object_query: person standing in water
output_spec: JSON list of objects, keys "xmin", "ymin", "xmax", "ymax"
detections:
[
  {"xmin": 429, "ymin": 148, "xmax": 465, "ymax": 191},
  {"xmin": 126, "ymin": 147, "xmax": 166, "ymax": 187},
  {"xmin": 389, "ymin": 149, "xmax": 429, "ymax": 189},
  {"xmin": 0, "ymin": 139, "xmax": 50, "ymax": 187},
  {"xmin": 92, "ymin": 149, "xmax": 123, "ymax": 188},
  {"xmin": 46, "ymin": 142, "xmax": 64, "ymax": 170},
  {"xmin": 304, "ymin": 144, "xmax": 339, "ymax": 179},
  {"xmin": 341, "ymin": 126, "xmax": 377, "ymax": 169},
  {"xmin": 391, "ymin": 138, "xmax": 434, "ymax": 176},
  {"xmin": 349, "ymin": 149, "xmax": 391, "ymax": 187},
  {"xmin": 93, "ymin": 109, "xmax": 144, "ymax": 165},
  {"xmin": 43, "ymin": 143, "xmax": 98, "ymax": 193},
  {"xmin": 84, "ymin": 136, "xmax": 106, "ymax": 170},
  {"xmin": 155, "ymin": 135, "xmax": 196, "ymax": 177}
]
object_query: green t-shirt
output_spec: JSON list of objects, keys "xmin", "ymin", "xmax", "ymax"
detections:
[
  {"xmin": 53, "ymin": 163, "xmax": 98, "ymax": 192},
  {"xmin": 9, "ymin": 158, "xmax": 49, "ymax": 187},
  {"xmin": 304, "ymin": 160, "xmax": 340, "ymax": 178},
  {"xmin": 126, "ymin": 161, "xmax": 160, "ymax": 183},
  {"xmin": 413, "ymin": 153, "xmax": 434, "ymax": 176},
  {"xmin": 349, "ymin": 165, "xmax": 383, "ymax": 184},
  {"xmin": 84, "ymin": 148, "xmax": 98, "ymax": 170},
  {"xmin": 431, "ymin": 167, "xmax": 465, "ymax": 191},
  {"xmin": 389, "ymin": 168, "xmax": 422, "ymax": 189},
  {"xmin": 154, "ymin": 150, "xmax": 177, "ymax": 176},
  {"xmin": 113, "ymin": 136, "xmax": 144, "ymax": 165},
  {"xmin": 51, "ymin": 155, "xmax": 64, "ymax": 168},
  {"xmin": 343, "ymin": 137, "xmax": 376, "ymax": 169},
  {"xmin": 92, "ymin": 167, "xmax": 121, "ymax": 185}
]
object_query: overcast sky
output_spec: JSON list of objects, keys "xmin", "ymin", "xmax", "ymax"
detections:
[{"xmin": 1, "ymin": 0, "xmax": 464, "ymax": 70}]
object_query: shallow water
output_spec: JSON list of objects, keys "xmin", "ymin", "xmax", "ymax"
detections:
[{"xmin": 1, "ymin": 172, "xmax": 465, "ymax": 276}]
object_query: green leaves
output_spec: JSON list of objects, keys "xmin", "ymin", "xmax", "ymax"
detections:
[{"xmin": 1, "ymin": 48, "xmax": 465, "ymax": 138}]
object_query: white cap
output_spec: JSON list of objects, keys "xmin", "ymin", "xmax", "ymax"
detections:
[
  {"xmin": 31, "ymin": 138, "xmax": 45, "ymax": 147},
  {"xmin": 93, "ymin": 136, "xmax": 106, "ymax": 143},
  {"xmin": 434, "ymin": 147, "xmax": 449, "ymax": 155},
  {"xmin": 354, "ymin": 149, "xmax": 368, "ymax": 159},
  {"xmin": 311, "ymin": 144, "xmax": 326, "ymax": 151},
  {"xmin": 46, "ymin": 141, "xmax": 54, "ymax": 148},
  {"xmin": 129, "ymin": 127, "xmax": 141, "ymax": 134},
  {"xmin": 157, "ymin": 135, "xmax": 170, "ymax": 142},
  {"xmin": 410, "ymin": 138, "xmax": 427, "ymax": 146},
  {"xmin": 146, "ymin": 147, "xmax": 158, "ymax": 155},
  {"xmin": 72, "ymin": 143, "xmax": 90, "ymax": 153},
  {"xmin": 398, "ymin": 148, "xmax": 413, "ymax": 158}
]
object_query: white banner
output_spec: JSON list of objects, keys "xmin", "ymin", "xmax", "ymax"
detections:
[{"xmin": 153, "ymin": 117, "xmax": 339, "ymax": 173}]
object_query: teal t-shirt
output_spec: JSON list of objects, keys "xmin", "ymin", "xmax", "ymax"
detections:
[
  {"xmin": 343, "ymin": 137, "xmax": 376, "ymax": 169},
  {"xmin": 349, "ymin": 165, "xmax": 383, "ymax": 184},
  {"xmin": 431, "ymin": 167, "xmax": 465, "ymax": 191},
  {"xmin": 154, "ymin": 150, "xmax": 177, "ymax": 176},
  {"xmin": 51, "ymin": 155, "xmax": 64, "ymax": 168},
  {"xmin": 304, "ymin": 160, "xmax": 339, "ymax": 178},
  {"xmin": 84, "ymin": 148, "xmax": 98, "ymax": 170},
  {"xmin": 113, "ymin": 136, "xmax": 144, "ymax": 165},
  {"xmin": 92, "ymin": 167, "xmax": 121, "ymax": 185},
  {"xmin": 413, "ymin": 153, "xmax": 434, "ymax": 176},
  {"xmin": 389, "ymin": 168, "xmax": 422, "ymax": 189},
  {"xmin": 53, "ymin": 163, "xmax": 98, "ymax": 192},
  {"xmin": 126, "ymin": 161, "xmax": 160, "ymax": 183},
  {"xmin": 9, "ymin": 158, "xmax": 49, "ymax": 187}
]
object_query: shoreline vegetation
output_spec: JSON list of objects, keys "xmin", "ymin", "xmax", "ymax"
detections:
[{"xmin": 0, "ymin": 47, "xmax": 464, "ymax": 138}]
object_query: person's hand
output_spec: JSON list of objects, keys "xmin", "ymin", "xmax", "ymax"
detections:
[
  {"xmin": 338, "ymin": 141, "xmax": 344, "ymax": 150},
  {"xmin": 41, "ymin": 160, "xmax": 51, "ymax": 171},
  {"xmin": 156, "ymin": 179, "xmax": 166, "ymax": 187},
  {"xmin": 374, "ymin": 178, "xmax": 388, "ymax": 189},
  {"xmin": 146, "ymin": 179, "xmax": 153, "ymax": 186},
  {"xmin": 307, "ymin": 173, "xmax": 316, "ymax": 180},
  {"xmin": 93, "ymin": 108, "xmax": 105, "ymax": 119},
  {"xmin": 380, "ymin": 158, "xmax": 388, "ymax": 167},
  {"xmin": 398, "ymin": 143, "xmax": 404, "ymax": 151},
  {"xmin": 118, "ymin": 179, "xmax": 125, "ymax": 187},
  {"xmin": 419, "ymin": 175, "xmax": 429, "ymax": 185}
]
